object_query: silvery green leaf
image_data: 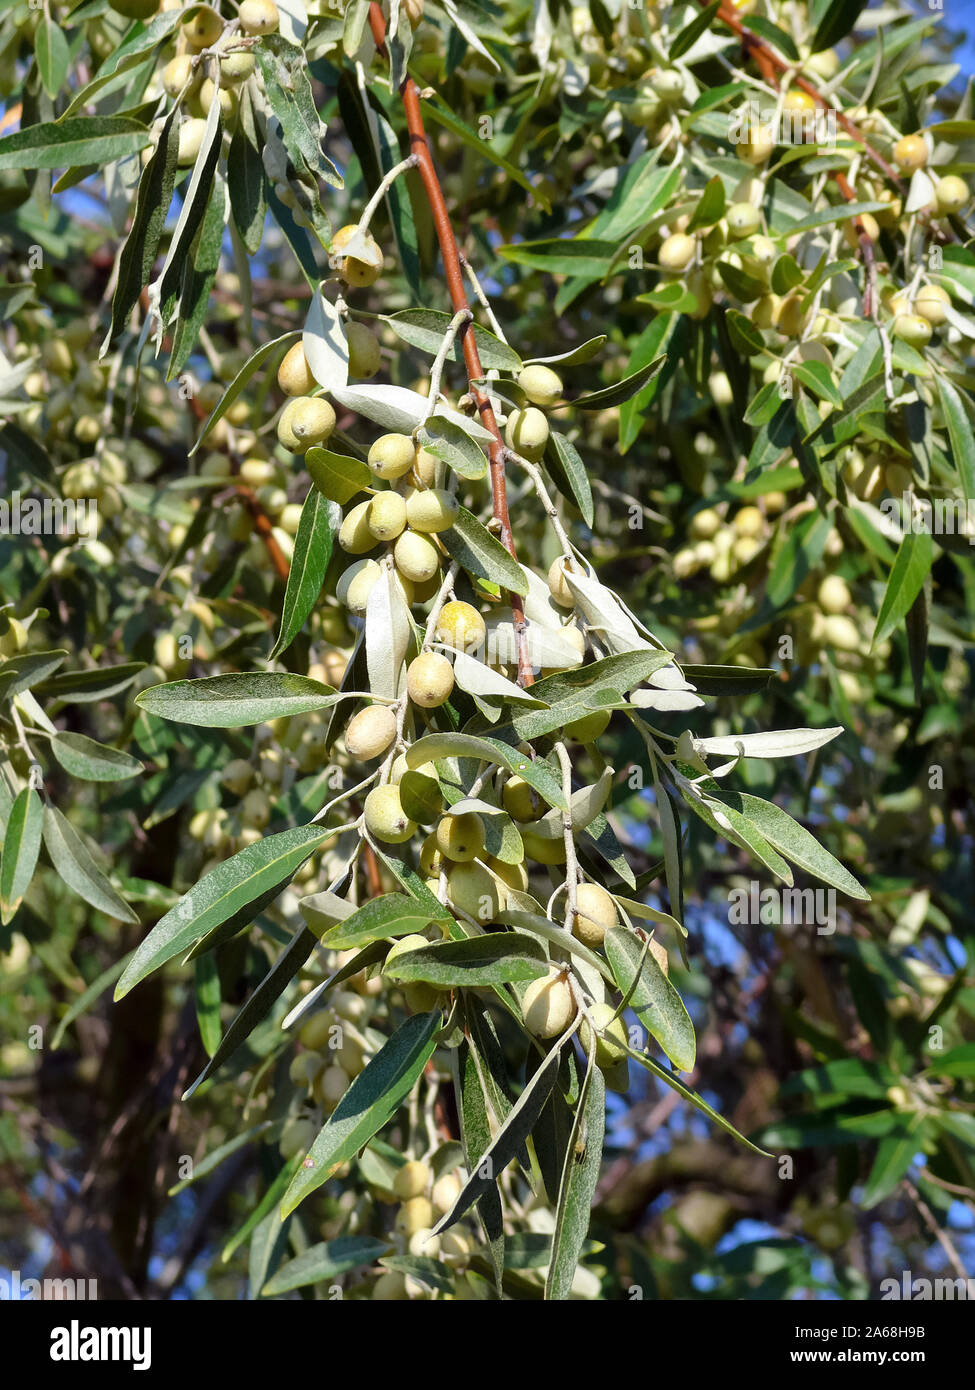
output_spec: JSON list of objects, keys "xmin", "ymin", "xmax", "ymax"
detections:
[
  {"xmin": 330, "ymin": 383, "xmax": 494, "ymax": 441},
  {"xmin": 446, "ymin": 797, "xmax": 506, "ymax": 817},
  {"xmin": 631, "ymin": 688, "xmax": 704, "ymax": 712},
  {"xmin": 498, "ymin": 910, "xmax": 614, "ymax": 983},
  {"xmin": 304, "ymin": 287, "xmax": 348, "ymax": 391},
  {"xmin": 648, "ymin": 663, "xmax": 696, "ymax": 691},
  {"xmin": 905, "ymin": 167, "xmax": 936, "ymax": 215},
  {"xmin": 520, "ymin": 566, "xmax": 570, "ymax": 630},
  {"xmin": 614, "ymin": 896, "xmax": 685, "ymax": 937},
  {"xmin": 299, "ymin": 890, "xmax": 357, "ymax": 936},
  {"xmin": 365, "ymin": 565, "xmax": 411, "ymax": 700},
  {"xmin": 526, "ymin": 335, "xmax": 606, "ymax": 367},
  {"xmin": 692, "ymin": 727, "xmax": 843, "ymax": 759},
  {"xmin": 484, "ymin": 616, "xmax": 584, "ymax": 670},
  {"xmin": 449, "ymin": 649, "xmax": 540, "ymax": 703},
  {"xmin": 562, "ymin": 567, "xmax": 653, "ymax": 656}
]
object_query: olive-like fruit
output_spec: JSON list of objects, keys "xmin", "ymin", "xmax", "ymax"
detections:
[
  {"xmin": 522, "ymin": 968, "xmax": 576, "ymax": 1039},
  {"xmin": 367, "ymin": 491, "xmax": 408, "ymax": 541},
  {"xmin": 405, "ymin": 488, "xmax": 458, "ymax": 534},
  {"xmin": 572, "ymin": 882, "xmax": 618, "ymax": 948},
  {"xmin": 893, "ymin": 134, "xmax": 927, "ymax": 172},
  {"xmin": 436, "ymin": 811, "xmax": 485, "ymax": 863},
  {"xmin": 447, "ymin": 862, "xmax": 505, "ymax": 922},
  {"xmin": 368, "ymin": 433, "xmax": 415, "ymax": 481},
  {"xmin": 517, "ymin": 364, "xmax": 563, "ymax": 407},
  {"xmin": 239, "ymin": 0, "xmax": 279, "ymax": 36},
  {"xmin": 394, "ymin": 530, "xmax": 440, "ymax": 582},
  {"xmin": 434, "ymin": 600, "xmax": 485, "ymax": 653},
  {"xmin": 363, "ymin": 785, "xmax": 416, "ymax": 843},
  {"xmin": 407, "ymin": 651, "xmax": 454, "ymax": 707},
  {"xmin": 345, "ymin": 705, "xmax": 397, "ymax": 760},
  {"xmin": 504, "ymin": 406, "xmax": 549, "ymax": 460},
  {"xmin": 346, "ymin": 320, "xmax": 382, "ymax": 378},
  {"xmin": 276, "ymin": 395, "xmax": 335, "ymax": 451},
  {"xmin": 277, "ymin": 343, "xmax": 317, "ymax": 396}
]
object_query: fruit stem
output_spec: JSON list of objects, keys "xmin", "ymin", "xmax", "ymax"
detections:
[{"xmin": 366, "ymin": 1, "xmax": 534, "ymax": 687}]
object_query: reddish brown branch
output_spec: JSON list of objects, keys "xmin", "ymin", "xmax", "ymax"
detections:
[{"xmin": 367, "ymin": 2, "xmax": 534, "ymax": 687}]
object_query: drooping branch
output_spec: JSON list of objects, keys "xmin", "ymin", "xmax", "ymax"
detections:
[{"xmin": 366, "ymin": 1, "xmax": 534, "ymax": 687}]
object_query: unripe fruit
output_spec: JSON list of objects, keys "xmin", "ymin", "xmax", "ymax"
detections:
[
  {"xmin": 413, "ymin": 448, "xmax": 439, "ymax": 487},
  {"xmin": 502, "ymin": 775, "xmax": 543, "ymax": 822},
  {"xmin": 239, "ymin": 458, "xmax": 278, "ymax": 487},
  {"xmin": 110, "ymin": 0, "xmax": 159, "ymax": 17},
  {"xmin": 279, "ymin": 503, "xmax": 304, "ymax": 535},
  {"xmin": 162, "ymin": 54, "xmax": 196, "ymax": 98},
  {"xmin": 434, "ymin": 600, "xmax": 485, "ymax": 653},
  {"xmin": 280, "ymin": 1117, "xmax": 316, "ymax": 1159},
  {"xmin": 290, "ymin": 1052, "xmax": 324, "ymax": 1087},
  {"xmin": 277, "ymin": 395, "xmax": 335, "ymax": 451},
  {"xmin": 726, "ymin": 202, "xmax": 761, "ymax": 239},
  {"xmin": 935, "ymin": 174, "xmax": 969, "ymax": 216},
  {"xmin": 0, "ymin": 617, "xmax": 28, "ymax": 656},
  {"xmin": 658, "ymin": 232, "xmax": 696, "ymax": 271},
  {"xmin": 448, "ymin": 862, "xmax": 505, "ymax": 922},
  {"xmin": 432, "ymin": 1171, "xmax": 462, "ymax": 1215},
  {"xmin": 580, "ymin": 1001, "xmax": 629, "ymax": 1067},
  {"xmin": 817, "ymin": 575, "xmax": 850, "ymax": 614},
  {"xmin": 776, "ymin": 293, "xmax": 808, "ymax": 337},
  {"xmin": 338, "ymin": 500, "xmax": 376, "ymax": 555},
  {"xmin": 650, "ymin": 68, "xmax": 683, "ymax": 102},
  {"xmin": 392, "ymin": 1158, "xmax": 431, "ymax": 1200},
  {"xmin": 368, "ymin": 433, "xmax": 415, "ymax": 481},
  {"xmin": 394, "ymin": 530, "xmax": 440, "ymax": 583},
  {"xmin": 522, "ymin": 968, "xmax": 576, "ymax": 1039},
  {"xmin": 238, "ymin": 0, "xmax": 279, "ymax": 35},
  {"xmin": 345, "ymin": 704, "xmax": 397, "ymax": 760},
  {"xmin": 330, "ymin": 224, "xmax": 384, "ymax": 288},
  {"xmin": 440, "ymin": 1229, "xmax": 472, "ymax": 1269},
  {"xmin": 505, "ymin": 406, "xmax": 550, "ymax": 460},
  {"xmin": 396, "ymin": 1196, "xmax": 435, "ymax": 1235},
  {"xmin": 367, "ymin": 491, "xmax": 408, "ymax": 541},
  {"xmin": 573, "ymin": 882, "xmax": 618, "ymax": 948},
  {"xmin": 221, "ymin": 758, "xmax": 254, "ymax": 796},
  {"xmin": 277, "ymin": 343, "xmax": 316, "ymax": 396},
  {"xmin": 406, "ymin": 651, "xmax": 454, "ymax": 708},
  {"xmin": 177, "ymin": 117, "xmax": 207, "ymax": 167},
  {"xmin": 885, "ymin": 462, "xmax": 913, "ymax": 495},
  {"xmin": 298, "ymin": 1011, "xmax": 332, "ymax": 1050},
  {"xmin": 521, "ymin": 828, "xmax": 567, "ymax": 864},
  {"xmin": 405, "ymin": 488, "xmax": 458, "ymax": 534},
  {"xmin": 316, "ymin": 1064, "xmax": 348, "ymax": 1110},
  {"xmin": 736, "ymin": 124, "xmax": 775, "ymax": 164},
  {"xmin": 563, "ymin": 708, "xmax": 611, "ymax": 744},
  {"xmin": 685, "ymin": 268, "xmax": 712, "ymax": 318},
  {"xmin": 241, "ymin": 788, "xmax": 271, "ymax": 828},
  {"xmin": 893, "ymin": 135, "xmax": 927, "ymax": 172},
  {"xmin": 182, "ymin": 5, "xmax": 224, "ymax": 49},
  {"xmin": 820, "ymin": 614, "xmax": 860, "ymax": 653},
  {"xmin": 418, "ymin": 833, "xmax": 443, "ymax": 877},
  {"xmin": 373, "ymin": 1271, "xmax": 409, "ymax": 1300},
  {"xmin": 346, "ymin": 320, "xmax": 381, "ymax": 378},
  {"xmin": 220, "ymin": 50, "xmax": 255, "ymax": 82},
  {"xmin": 436, "ymin": 811, "xmax": 485, "ymax": 863},
  {"xmin": 517, "ymin": 364, "xmax": 562, "ymax": 407},
  {"xmin": 843, "ymin": 212, "xmax": 879, "ymax": 246},
  {"xmin": 488, "ymin": 857, "xmax": 529, "ymax": 893},
  {"xmin": 733, "ymin": 505, "xmax": 763, "ymax": 539},
  {"xmin": 363, "ymin": 785, "xmax": 416, "ymax": 843},
  {"xmin": 337, "ymin": 558, "xmax": 380, "ymax": 614},
  {"xmin": 198, "ymin": 78, "xmax": 236, "ymax": 121},
  {"xmin": 891, "ymin": 313, "xmax": 932, "ymax": 347},
  {"xmin": 914, "ymin": 284, "xmax": 950, "ymax": 326},
  {"xmin": 547, "ymin": 555, "xmax": 579, "ymax": 608},
  {"xmin": 752, "ymin": 292, "xmax": 780, "ymax": 329}
]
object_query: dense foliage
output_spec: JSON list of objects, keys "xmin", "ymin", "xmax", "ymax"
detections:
[{"xmin": 1, "ymin": 0, "xmax": 974, "ymax": 1301}]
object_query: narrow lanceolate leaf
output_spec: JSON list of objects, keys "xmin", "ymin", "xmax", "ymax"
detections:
[
  {"xmin": 270, "ymin": 492, "xmax": 340, "ymax": 659},
  {"xmin": 415, "ymin": 416, "xmax": 488, "ymax": 481},
  {"xmin": 115, "ymin": 825, "xmax": 330, "ymax": 999},
  {"xmin": 0, "ymin": 118, "xmax": 151, "ymax": 171},
  {"xmin": 261, "ymin": 1238, "xmax": 390, "ymax": 1296},
  {"xmin": 935, "ymin": 375, "xmax": 975, "ymax": 503},
  {"xmin": 545, "ymin": 1053, "xmax": 604, "ymax": 1301},
  {"xmin": 383, "ymin": 934, "xmax": 549, "ymax": 989},
  {"xmin": 381, "ymin": 310, "xmax": 522, "ymax": 372},
  {"xmin": 228, "ymin": 87, "xmax": 267, "ymax": 256},
  {"xmin": 49, "ymin": 732, "xmax": 143, "ymax": 783},
  {"xmin": 544, "ymin": 432, "xmax": 594, "ymax": 527},
  {"xmin": 605, "ymin": 927, "xmax": 696, "ymax": 1072},
  {"xmin": 441, "ymin": 505, "xmax": 529, "ymax": 595},
  {"xmin": 873, "ymin": 528, "xmax": 934, "ymax": 649},
  {"xmin": 191, "ymin": 332, "xmax": 300, "ymax": 455},
  {"xmin": 0, "ymin": 787, "xmax": 43, "ymax": 924},
  {"xmin": 571, "ymin": 357, "xmax": 665, "ymax": 410},
  {"xmin": 168, "ymin": 172, "xmax": 227, "ymax": 379},
  {"xmin": 107, "ymin": 107, "xmax": 179, "ymax": 347},
  {"xmin": 434, "ymin": 1042, "xmax": 564, "ymax": 1236},
  {"xmin": 860, "ymin": 1121, "xmax": 921, "ymax": 1208},
  {"xmin": 36, "ymin": 12, "xmax": 70, "ymax": 99},
  {"xmin": 42, "ymin": 805, "xmax": 138, "ymax": 924},
  {"xmin": 406, "ymin": 733, "xmax": 566, "ymax": 810},
  {"xmin": 365, "ymin": 566, "xmax": 410, "ymax": 701},
  {"xmin": 330, "ymin": 384, "xmax": 493, "ymax": 442},
  {"xmin": 281, "ymin": 1010, "xmax": 441, "ymax": 1216},
  {"xmin": 316, "ymin": 893, "xmax": 450, "ymax": 951},
  {"xmin": 693, "ymin": 726, "xmax": 843, "ymax": 760},
  {"xmin": 195, "ymin": 953, "xmax": 222, "ymax": 1058},
  {"xmin": 135, "ymin": 673, "xmax": 340, "ymax": 727},
  {"xmin": 710, "ymin": 791, "xmax": 870, "ymax": 900}
]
